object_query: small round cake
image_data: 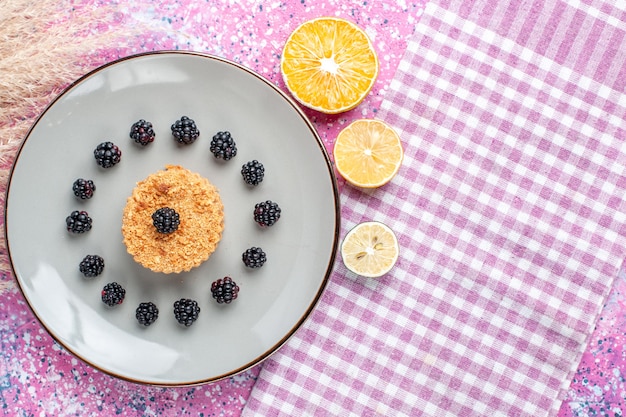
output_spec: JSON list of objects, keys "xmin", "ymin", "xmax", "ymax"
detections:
[{"xmin": 122, "ymin": 165, "xmax": 224, "ymax": 274}]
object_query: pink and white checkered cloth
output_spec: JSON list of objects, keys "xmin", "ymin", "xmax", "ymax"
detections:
[{"xmin": 243, "ymin": 1, "xmax": 626, "ymax": 416}]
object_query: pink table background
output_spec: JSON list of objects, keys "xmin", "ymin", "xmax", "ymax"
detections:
[{"xmin": 1, "ymin": 1, "xmax": 624, "ymax": 415}]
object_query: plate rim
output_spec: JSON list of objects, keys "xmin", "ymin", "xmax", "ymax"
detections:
[{"xmin": 3, "ymin": 50, "xmax": 341, "ymax": 386}]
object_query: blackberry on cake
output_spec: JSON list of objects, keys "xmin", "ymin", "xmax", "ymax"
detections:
[
  {"xmin": 79, "ymin": 254, "xmax": 104, "ymax": 277},
  {"xmin": 171, "ymin": 116, "xmax": 200, "ymax": 144},
  {"xmin": 101, "ymin": 282, "xmax": 126, "ymax": 306},
  {"xmin": 173, "ymin": 298, "xmax": 200, "ymax": 326},
  {"xmin": 130, "ymin": 119, "xmax": 155, "ymax": 146},
  {"xmin": 253, "ymin": 200, "xmax": 281, "ymax": 227},
  {"xmin": 210, "ymin": 277, "xmax": 240, "ymax": 304},
  {"xmin": 72, "ymin": 178, "xmax": 96, "ymax": 199},
  {"xmin": 242, "ymin": 247, "xmax": 266, "ymax": 268},
  {"xmin": 136, "ymin": 302, "xmax": 159, "ymax": 326},
  {"xmin": 66, "ymin": 210, "xmax": 92, "ymax": 233},
  {"xmin": 241, "ymin": 160, "xmax": 264, "ymax": 186},
  {"xmin": 152, "ymin": 207, "xmax": 180, "ymax": 234},
  {"xmin": 94, "ymin": 141, "xmax": 122, "ymax": 168},
  {"xmin": 210, "ymin": 131, "xmax": 237, "ymax": 160}
]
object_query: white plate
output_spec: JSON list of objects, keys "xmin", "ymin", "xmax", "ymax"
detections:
[{"xmin": 5, "ymin": 51, "xmax": 340, "ymax": 385}]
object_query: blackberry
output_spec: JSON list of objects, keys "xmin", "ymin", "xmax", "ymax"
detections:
[
  {"xmin": 94, "ymin": 141, "xmax": 122, "ymax": 168},
  {"xmin": 242, "ymin": 247, "xmax": 266, "ymax": 268},
  {"xmin": 171, "ymin": 116, "xmax": 200, "ymax": 144},
  {"xmin": 152, "ymin": 207, "xmax": 180, "ymax": 234},
  {"xmin": 72, "ymin": 178, "xmax": 96, "ymax": 199},
  {"xmin": 66, "ymin": 210, "xmax": 92, "ymax": 233},
  {"xmin": 253, "ymin": 200, "xmax": 281, "ymax": 227},
  {"xmin": 130, "ymin": 119, "xmax": 155, "ymax": 146},
  {"xmin": 101, "ymin": 282, "xmax": 126, "ymax": 306},
  {"xmin": 211, "ymin": 277, "xmax": 240, "ymax": 304},
  {"xmin": 210, "ymin": 131, "xmax": 237, "ymax": 160},
  {"xmin": 241, "ymin": 160, "xmax": 265, "ymax": 186},
  {"xmin": 135, "ymin": 302, "xmax": 159, "ymax": 326},
  {"xmin": 79, "ymin": 254, "xmax": 105, "ymax": 277},
  {"xmin": 173, "ymin": 298, "xmax": 200, "ymax": 326}
]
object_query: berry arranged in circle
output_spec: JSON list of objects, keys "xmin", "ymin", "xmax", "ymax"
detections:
[
  {"xmin": 72, "ymin": 178, "xmax": 96, "ymax": 199},
  {"xmin": 136, "ymin": 302, "xmax": 159, "ymax": 326},
  {"xmin": 130, "ymin": 119, "xmax": 155, "ymax": 146},
  {"xmin": 241, "ymin": 160, "xmax": 265, "ymax": 186},
  {"xmin": 152, "ymin": 207, "xmax": 180, "ymax": 234},
  {"xmin": 211, "ymin": 277, "xmax": 240, "ymax": 304},
  {"xmin": 171, "ymin": 116, "xmax": 200, "ymax": 144},
  {"xmin": 242, "ymin": 247, "xmax": 266, "ymax": 268},
  {"xmin": 94, "ymin": 141, "xmax": 122, "ymax": 168},
  {"xmin": 70, "ymin": 117, "xmax": 284, "ymax": 327},
  {"xmin": 79, "ymin": 254, "xmax": 105, "ymax": 277},
  {"xmin": 66, "ymin": 210, "xmax": 92, "ymax": 233},
  {"xmin": 101, "ymin": 282, "xmax": 126, "ymax": 306},
  {"xmin": 210, "ymin": 131, "xmax": 237, "ymax": 160},
  {"xmin": 173, "ymin": 298, "xmax": 201, "ymax": 326},
  {"xmin": 253, "ymin": 200, "xmax": 281, "ymax": 227}
]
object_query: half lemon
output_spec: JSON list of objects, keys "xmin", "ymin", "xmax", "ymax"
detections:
[
  {"xmin": 333, "ymin": 119, "xmax": 404, "ymax": 188},
  {"xmin": 341, "ymin": 221, "xmax": 399, "ymax": 278}
]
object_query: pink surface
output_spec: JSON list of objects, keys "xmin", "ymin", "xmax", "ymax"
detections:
[{"xmin": 0, "ymin": 1, "xmax": 624, "ymax": 416}]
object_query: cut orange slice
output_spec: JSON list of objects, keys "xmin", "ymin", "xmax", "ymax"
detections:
[
  {"xmin": 341, "ymin": 221, "xmax": 399, "ymax": 278},
  {"xmin": 280, "ymin": 17, "xmax": 379, "ymax": 114},
  {"xmin": 333, "ymin": 119, "xmax": 403, "ymax": 188}
]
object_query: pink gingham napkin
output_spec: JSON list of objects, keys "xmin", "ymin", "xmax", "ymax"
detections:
[{"xmin": 243, "ymin": 0, "xmax": 626, "ymax": 416}]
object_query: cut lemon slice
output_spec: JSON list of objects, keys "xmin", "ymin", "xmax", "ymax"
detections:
[
  {"xmin": 333, "ymin": 119, "xmax": 403, "ymax": 188},
  {"xmin": 341, "ymin": 221, "xmax": 399, "ymax": 278},
  {"xmin": 280, "ymin": 17, "xmax": 379, "ymax": 114}
]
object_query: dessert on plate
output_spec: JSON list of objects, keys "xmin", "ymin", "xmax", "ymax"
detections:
[{"xmin": 121, "ymin": 165, "xmax": 224, "ymax": 274}]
